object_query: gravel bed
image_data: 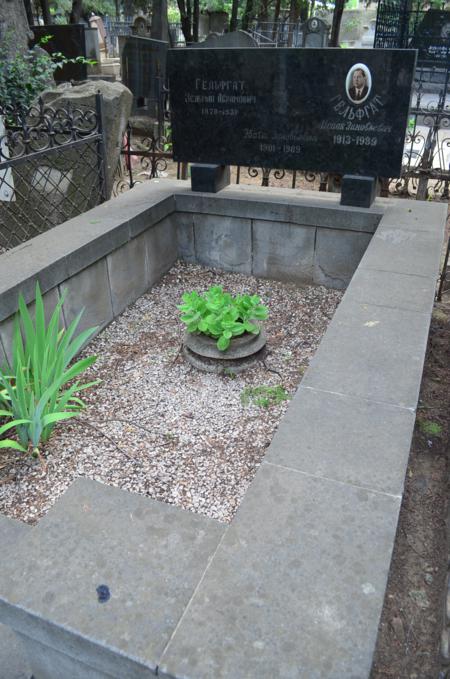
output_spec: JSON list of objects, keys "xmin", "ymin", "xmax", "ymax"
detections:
[{"xmin": 0, "ymin": 262, "xmax": 343, "ymax": 525}]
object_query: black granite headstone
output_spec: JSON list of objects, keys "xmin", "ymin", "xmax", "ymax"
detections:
[
  {"xmin": 409, "ymin": 10, "xmax": 450, "ymax": 65},
  {"xmin": 121, "ymin": 36, "xmax": 168, "ymax": 117},
  {"xmin": 32, "ymin": 25, "xmax": 88, "ymax": 82},
  {"xmin": 168, "ymin": 48, "xmax": 416, "ymax": 178}
]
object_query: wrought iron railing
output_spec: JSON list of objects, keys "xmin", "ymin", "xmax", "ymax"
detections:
[{"xmin": 0, "ymin": 96, "xmax": 106, "ymax": 252}]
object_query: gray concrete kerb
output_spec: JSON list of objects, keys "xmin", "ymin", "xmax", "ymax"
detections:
[
  {"xmin": 0, "ymin": 479, "xmax": 225, "ymax": 678},
  {"xmin": 0, "ymin": 184, "xmax": 446, "ymax": 679}
]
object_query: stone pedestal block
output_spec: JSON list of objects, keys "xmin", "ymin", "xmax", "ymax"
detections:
[
  {"xmin": 341, "ymin": 175, "xmax": 377, "ymax": 208},
  {"xmin": 190, "ymin": 164, "xmax": 230, "ymax": 193}
]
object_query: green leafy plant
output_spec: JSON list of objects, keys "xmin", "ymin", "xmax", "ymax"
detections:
[
  {"xmin": 418, "ymin": 419, "xmax": 443, "ymax": 437},
  {"xmin": 0, "ymin": 283, "xmax": 99, "ymax": 456},
  {"xmin": 0, "ymin": 34, "xmax": 96, "ymax": 110},
  {"xmin": 178, "ymin": 285, "xmax": 268, "ymax": 351},
  {"xmin": 240, "ymin": 385, "xmax": 290, "ymax": 408}
]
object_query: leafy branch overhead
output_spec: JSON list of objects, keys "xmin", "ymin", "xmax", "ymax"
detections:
[
  {"xmin": 0, "ymin": 34, "xmax": 96, "ymax": 110},
  {"xmin": 178, "ymin": 285, "xmax": 268, "ymax": 351}
]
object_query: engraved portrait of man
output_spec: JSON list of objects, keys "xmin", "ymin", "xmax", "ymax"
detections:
[{"xmin": 346, "ymin": 65, "xmax": 371, "ymax": 104}]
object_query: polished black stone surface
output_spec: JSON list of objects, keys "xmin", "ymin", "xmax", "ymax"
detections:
[
  {"xmin": 32, "ymin": 25, "xmax": 88, "ymax": 82},
  {"xmin": 410, "ymin": 10, "xmax": 450, "ymax": 65},
  {"xmin": 341, "ymin": 174, "xmax": 377, "ymax": 208},
  {"xmin": 191, "ymin": 164, "xmax": 230, "ymax": 192},
  {"xmin": 121, "ymin": 36, "xmax": 168, "ymax": 116},
  {"xmin": 168, "ymin": 48, "xmax": 416, "ymax": 177}
]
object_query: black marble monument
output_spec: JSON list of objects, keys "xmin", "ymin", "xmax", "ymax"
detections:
[
  {"xmin": 168, "ymin": 47, "xmax": 416, "ymax": 198},
  {"xmin": 121, "ymin": 36, "xmax": 168, "ymax": 117}
]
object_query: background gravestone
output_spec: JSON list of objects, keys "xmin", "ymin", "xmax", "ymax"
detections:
[
  {"xmin": 32, "ymin": 25, "xmax": 92, "ymax": 82},
  {"xmin": 120, "ymin": 36, "xmax": 168, "ymax": 117},
  {"xmin": 39, "ymin": 80, "xmax": 132, "ymax": 200},
  {"xmin": 410, "ymin": 9, "xmax": 450, "ymax": 64},
  {"xmin": 303, "ymin": 17, "xmax": 329, "ymax": 48},
  {"xmin": 196, "ymin": 30, "xmax": 258, "ymax": 48}
]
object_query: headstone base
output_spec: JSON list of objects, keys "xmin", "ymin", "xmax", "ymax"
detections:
[
  {"xmin": 191, "ymin": 164, "xmax": 230, "ymax": 193},
  {"xmin": 341, "ymin": 175, "xmax": 377, "ymax": 208}
]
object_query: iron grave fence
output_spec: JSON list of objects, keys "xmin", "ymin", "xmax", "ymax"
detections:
[
  {"xmin": 0, "ymin": 95, "xmax": 107, "ymax": 252},
  {"xmin": 374, "ymin": 0, "xmax": 450, "ymax": 67}
]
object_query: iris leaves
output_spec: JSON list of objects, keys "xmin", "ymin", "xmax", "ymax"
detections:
[{"xmin": 0, "ymin": 283, "xmax": 99, "ymax": 456}]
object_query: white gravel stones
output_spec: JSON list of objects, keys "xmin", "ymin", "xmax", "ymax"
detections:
[{"xmin": 0, "ymin": 261, "xmax": 342, "ymax": 525}]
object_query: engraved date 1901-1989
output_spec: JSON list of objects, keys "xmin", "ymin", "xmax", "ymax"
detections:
[
  {"xmin": 259, "ymin": 143, "xmax": 302, "ymax": 154},
  {"xmin": 333, "ymin": 135, "xmax": 377, "ymax": 146}
]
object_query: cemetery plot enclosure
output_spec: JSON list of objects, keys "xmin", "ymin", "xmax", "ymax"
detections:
[
  {"xmin": 0, "ymin": 98, "xmax": 107, "ymax": 251},
  {"xmin": 0, "ymin": 181, "xmax": 445, "ymax": 679}
]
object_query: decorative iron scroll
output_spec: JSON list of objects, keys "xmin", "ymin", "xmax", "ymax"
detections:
[
  {"xmin": 0, "ymin": 97, "xmax": 106, "ymax": 252},
  {"xmin": 0, "ymin": 98, "xmax": 100, "ymax": 161}
]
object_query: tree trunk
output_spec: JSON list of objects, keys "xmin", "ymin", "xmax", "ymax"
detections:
[
  {"xmin": 0, "ymin": 0, "xmax": 32, "ymax": 57},
  {"xmin": 241, "ymin": 0, "xmax": 254, "ymax": 31},
  {"xmin": 151, "ymin": 0, "xmax": 169, "ymax": 41},
  {"xmin": 115, "ymin": 0, "xmax": 120, "ymax": 17},
  {"xmin": 193, "ymin": 0, "xmax": 199, "ymax": 41},
  {"xmin": 272, "ymin": 0, "xmax": 281, "ymax": 41},
  {"xmin": 259, "ymin": 0, "xmax": 270, "ymax": 22},
  {"xmin": 123, "ymin": 0, "xmax": 134, "ymax": 18},
  {"xmin": 177, "ymin": 0, "xmax": 192, "ymax": 42},
  {"xmin": 69, "ymin": 0, "xmax": 83, "ymax": 24},
  {"xmin": 329, "ymin": 0, "xmax": 345, "ymax": 46},
  {"xmin": 40, "ymin": 0, "xmax": 52, "ymax": 24},
  {"xmin": 287, "ymin": 0, "xmax": 299, "ymax": 47},
  {"xmin": 230, "ymin": 0, "xmax": 239, "ymax": 32},
  {"xmin": 23, "ymin": 0, "xmax": 34, "ymax": 27}
]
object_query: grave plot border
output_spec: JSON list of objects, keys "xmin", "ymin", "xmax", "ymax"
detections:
[{"xmin": 0, "ymin": 180, "xmax": 446, "ymax": 679}]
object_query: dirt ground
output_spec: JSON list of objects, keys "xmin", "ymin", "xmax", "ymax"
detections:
[{"xmin": 371, "ymin": 288, "xmax": 450, "ymax": 678}]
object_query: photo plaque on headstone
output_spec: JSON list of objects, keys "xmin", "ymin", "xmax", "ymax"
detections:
[{"xmin": 168, "ymin": 48, "xmax": 416, "ymax": 179}]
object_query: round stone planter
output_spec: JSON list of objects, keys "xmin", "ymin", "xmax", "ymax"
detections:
[{"xmin": 183, "ymin": 326, "xmax": 267, "ymax": 374}]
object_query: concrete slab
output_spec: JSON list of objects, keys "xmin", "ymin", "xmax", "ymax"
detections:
[
  {"xmin": 0, "ymin": 479, "xmax": 224, "ymax": 678},
  {"xmin": 193, "ymin": 214, "xmax": 252, "ymax": 273},
  {"xmin": 359, "ymin": 225, "xmax": 444, "ymax": 279},
  {"xmin": 0, "ymin": 184, "xmax": 177, "ymax": 324},
  {"xmin": 0, "ymin": 337, "xmax": 7, "ymax": 368},
  {"xmin": 145, "ymin": 215, "xmax": 178, "ymax": 287},
  {"xmin": 174, "ymin": 186, "xmax": 384, "ymax": 233},
  {"xmin": 0, "ymin": 240, "xmax": 69, "ymax": 323},
  {"xmin": 176, "ymin": 213, "xmax": 196, "ymax": 263},
  {"xmin": 382, "ymin": 200, "xmax": 448, "ymax": 233},
  {"xmin": 159, "ymin": 463, "xmax": 400, "ymax": 679},
  {"xmin": 265, "ymin": 386, "xmax": 414, "ymax": 496},
  {"xmin": 301, "ymin": 298, "xmax": 431, "ymax": 410},
  {"xmin": 60, "ymin": 259, "xmax": 113, "ymax": 334},
  {"xmin": 347, "ymin": 267, "xmax": 438, "ymax": 314},
  {"xmin": 314, "ymin": 228, "xmax": 372, "ymax": 289},
  {"xmin": 0, "ymin": 514, "xmax": 32, "ymax": 679},
  {"xmin": 252, "ymin": 220, "xmax": 315, "ymax": 282},
  {"xmin": 0, "ymin": 625, "xmax": 31, "ymax": 679},
  {"xmin": 107, "ymin": 232, "xmax": 149, "ymax": 316}
]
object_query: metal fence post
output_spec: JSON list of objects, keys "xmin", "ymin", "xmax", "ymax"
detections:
[{"xmin": 95, "ymin": 92, "xmax": 109, "ymax": 202}]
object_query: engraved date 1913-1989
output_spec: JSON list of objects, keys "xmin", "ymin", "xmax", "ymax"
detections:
[{"xmin": 333, "ymin": 135, "xmax": 377, "ymax": 146}]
